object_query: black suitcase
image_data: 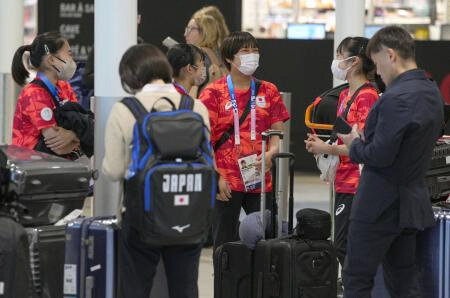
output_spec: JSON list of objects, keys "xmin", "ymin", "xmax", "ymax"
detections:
[
  {"xmin": 0, "ymin": 145, "xmax": 90, "ymax": 226},
  {"xmin": 214, "ymin": 241, "xmax": 254, "ymax": 298},
  {"xmin": 253, "ymin": 150, "xmax": 338, "ymax": 298},
  {"xmin": 213, "ymin": 130, "xmax": 285, "ymax": 298},
  {"xmin": 26, "ymin": 225, "xmax": 66, "ymax": 298},
  {"xmin": 0, "ymin": 211, "xmax": 36, "ymax": 298}
]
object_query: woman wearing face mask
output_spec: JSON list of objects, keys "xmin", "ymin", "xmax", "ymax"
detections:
[
  {"xmin": 167, "ymin": 44, "xmax": 207, "ymax": 96},
  {"xmin": 200, "ymin": 31, "xmax": 290, "ymax": 251},
  {"xmin": 305, "ymin": 37, "xmax": 379, "ymax": 274},
  {"xmin": 11, "ymin": 32, "xmax": 81, "ymax": 156}
]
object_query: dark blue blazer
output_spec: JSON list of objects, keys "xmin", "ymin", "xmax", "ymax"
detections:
[{"xmin": 349, "ymin": 69, "xmax": 444, "ymax": 229}]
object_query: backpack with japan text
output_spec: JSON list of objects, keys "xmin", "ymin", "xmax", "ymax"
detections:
[{"xmin": 121, "ymin": 95, "xmax": 215, "ymax": 246}]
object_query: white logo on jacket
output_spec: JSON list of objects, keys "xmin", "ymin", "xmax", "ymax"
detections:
[
  {"xmin": 40, "ymin": 108, "xmax": 53, "ymax": 121},
  {"xmin": 172, "ymin": 224, "xmax": 191, "ymax": 233},
  {"xmin": 335, "ymin": 204, "xmax": 345, "ymax": 216}
]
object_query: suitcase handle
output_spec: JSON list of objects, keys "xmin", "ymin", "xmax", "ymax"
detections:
[
  {"xmin": 261, "ymin": 130, "xmax": 285, "ymax": 239},
  {"xmin": 262, "ymin": 130, "xmax": 284, "ymax": 140},
  {"xmin": 271, "ymin": 153, "xmax": 296, "ymax": 236}
]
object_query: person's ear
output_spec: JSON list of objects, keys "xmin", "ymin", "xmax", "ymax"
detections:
[{"xmin": 386, "ymin": 48, "xmax": 396, "ymax": 64}]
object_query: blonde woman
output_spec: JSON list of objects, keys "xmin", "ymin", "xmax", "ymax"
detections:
[
  {"xmin": 193, "ymin": 6, "xmax": 230, "ymax": 47},
  {"xmin": 185, "ymin": 14, "xmax": 227, "ymax": 94}
]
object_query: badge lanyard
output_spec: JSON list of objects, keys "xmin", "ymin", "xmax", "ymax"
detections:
[
  {"xmin": 37, "ymin": 72, "xmax": 63, "ymax": 106},
  {"xmin": 226, "ymin": 74, "xmax": 256, "ymax": 146},
  {"xmin": 173, "ymin": 81, "xmax": 189, "ymax": 95}
]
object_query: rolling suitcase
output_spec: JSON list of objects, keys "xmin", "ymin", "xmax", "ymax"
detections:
[
  {"xmin": 213, "ymin": 241, "xmax": 254, "ymax": 298},
  {"xmin": 416, "ymin": 209, "xmax": 447, "ymax": 298},
  {"xmin": 445, "ymin": 213, "xmax": 450, "ymax": 298},
  {"xmin": 63, "ymin": 217, "xmax": 118, "ymax": 298},
  {"xmin": 213, "ymin": 130, "xmax": 284, "ymax": 298},
  {"xmin": 0, "ymin": 145, "xmax": 90, "ymax": 226},
  {"xmin": 26, "ymin": 225, "xmax": 66, "ymax": 298},
  {"xmin": 253, "ymin": 131, "xmax": 338, "ymax": 298},
  {"xmin": 0, "ymin": 211, "xmax": 35, "ymax": 298}
]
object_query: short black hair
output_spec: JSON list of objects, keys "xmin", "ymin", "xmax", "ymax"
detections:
[
  {"xmin": 337, "ymin": 37, "xmax": 375, "ymax": 77},
  {"xmin": 119, "ymin": 44, "xmax": 172, "ymax": 94},
  {"xmin": 167, "ymin": 44, "xmax": 205, "ymax": 77},
  {"xmin": 366, "ymin": 26, "xmax": 415, "ymax": 60},
  {"xmin": 221, "ymin": 31, "xmax": 259, "ymax": 70}
]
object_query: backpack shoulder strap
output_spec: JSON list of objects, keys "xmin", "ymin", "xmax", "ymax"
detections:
[
  {"xmin": 180, "ymin": 94, "xmax": 195, "ymax": 110},
  {"xmin": 342, "ymin": 82, "xmax": 372, "ymax": 120},
  {"xmin": 121, "ymin": 97, "xmax": 148, "ymax": 122}
]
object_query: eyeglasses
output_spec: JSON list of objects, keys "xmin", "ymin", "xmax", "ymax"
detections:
[{"xmin": 185, "ymin": 26, "xmax": 201, "ymax": 34}]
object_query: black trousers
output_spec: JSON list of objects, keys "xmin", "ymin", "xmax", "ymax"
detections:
[
  {"xmin": 343, "ymin": 203, "xmax": 422, "ymax": 298},
  {"xmin": 119, "ymin": 219, "xmax": 202, "ymax": 298},
  {"xmin": 334, "ymin": 192, "xmax": 354, "ymax": 267},
  {"xmin": 212, "ymin": 191, "xmax": 273, "ymax": 251}
]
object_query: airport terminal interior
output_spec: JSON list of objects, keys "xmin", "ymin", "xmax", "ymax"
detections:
[{"xmin": 0, "ymin": 0, "xmax": 450, "ymax": 297}]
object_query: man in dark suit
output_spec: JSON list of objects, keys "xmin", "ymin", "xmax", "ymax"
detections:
[{"xmin": 338, "ymin": 26, "xmax": 444, "ymax": 297}]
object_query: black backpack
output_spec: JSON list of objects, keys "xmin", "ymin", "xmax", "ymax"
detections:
[{"xmin": 121, "ymin": 95, "xmax": 215, "ymax": 246}]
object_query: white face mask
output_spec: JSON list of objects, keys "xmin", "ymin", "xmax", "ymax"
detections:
[
  {"xmin": 52, "ymin": 55, "xmax": 77, "ymax": 81},
  {"xmin": 235, "ymin": 53, "xmax": 259, "ymax": 76},
  {"xmin": 331, "ymin": 56, "xmax": 355, "ymax": 81}
]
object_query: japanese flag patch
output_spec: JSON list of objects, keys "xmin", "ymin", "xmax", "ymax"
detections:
[
  {"xmin": 174, "ymin": 194, "xmax": 189, "ymax": 206},
  {"xmin": 256, "ymin": 96, "xmax": 266, "ymax": 108}
]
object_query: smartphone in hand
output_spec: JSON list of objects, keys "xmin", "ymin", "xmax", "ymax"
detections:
[{"xmin": 334, "ymin": 116, "xmax": 352, "ymax": 134}]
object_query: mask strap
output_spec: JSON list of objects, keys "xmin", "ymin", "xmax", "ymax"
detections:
[{"xmin": 53, "ymin": 55, "xmax": 67, "ymax": 64}]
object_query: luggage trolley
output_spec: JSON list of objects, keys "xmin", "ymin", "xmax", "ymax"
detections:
[{"xmin": 304, "ymin": 103, "xmax": 337, "ymax": 240}]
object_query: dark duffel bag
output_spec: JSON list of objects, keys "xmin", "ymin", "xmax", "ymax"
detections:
[{"xmin": 295, "ymin": 208, "xmax": 331, "ymax": 240}]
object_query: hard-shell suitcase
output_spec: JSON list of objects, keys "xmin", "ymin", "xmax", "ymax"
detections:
[
  {"xmin": 63, "ymin": 217, "xmax": 118, "ymax": 298},
  {"xmin": 416, "ymin": 209, "xmax": 447, "ymax": 298},
  {"xmin": 0, "ymin": 145, "xmax": 90, "ymax": 226},
  {"xmin": 253, "ymin": 138, "xmax": 338, "ymax": 298},
  {"xmin": 0, "ymin": 212, "xmax": 35, "ymax": 298},
  {"xmin": 213, "ymin": 130, "xmax": 285, "ymax": 298},
  {"xmin": 26, "ymin": 225, "xmax": 66, "ymax": 298}
]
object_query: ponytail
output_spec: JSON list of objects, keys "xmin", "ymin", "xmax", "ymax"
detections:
[{"xmin": 11, "ymin": 45, "xmax": 32, "ymax": 86}]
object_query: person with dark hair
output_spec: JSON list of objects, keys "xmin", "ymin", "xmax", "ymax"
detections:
[
  {"xmin": 305, "ymin": 37, "xmax": 379, "ymax": 282},
  {"xmin": 199, "ymin": 31, "xmax": 290, "ymax": 251},
  {"xmin": 11, "ymin": 32, "xmax": 82, "ymax": 156},
  {"xmin": 338, "ymin": 26, "xmax": 444, "ymax": 297},
  {"xmin": 102, "ymin": 43, "xmax": 211, "ymax": 298},
  {"xmin": 167, "ymin": 44, "xmax": 206, "ymax": 95}
]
